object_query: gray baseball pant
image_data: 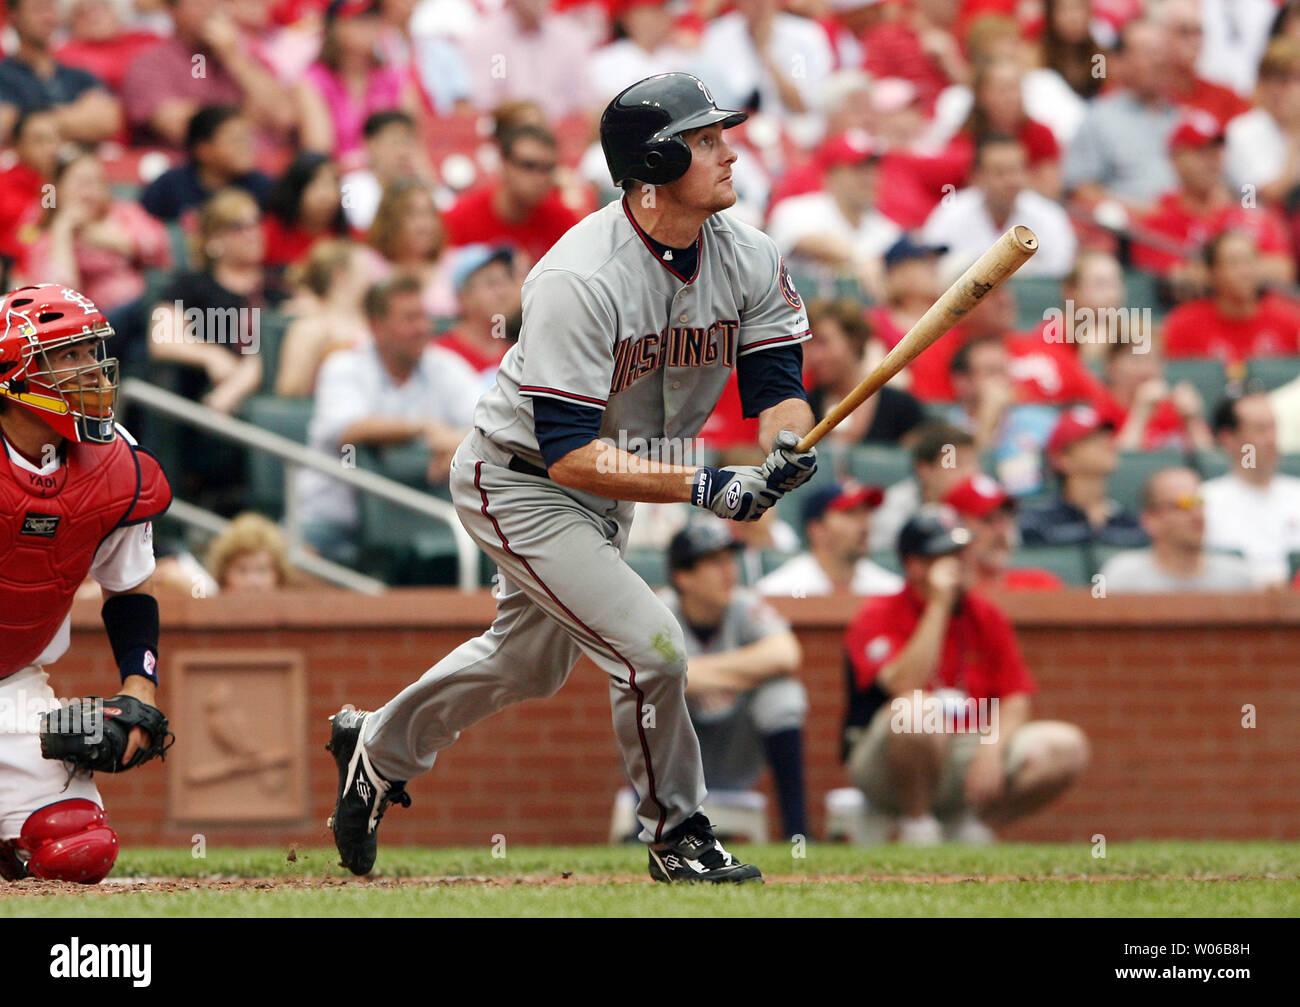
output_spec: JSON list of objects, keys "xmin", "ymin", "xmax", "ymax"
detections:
[{"xmin": 362, "ymin": 431, "xmax": 706, "ymax": 842}]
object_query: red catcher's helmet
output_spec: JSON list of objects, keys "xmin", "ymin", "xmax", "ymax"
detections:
[{"xmin": 0, "ymin": 284, "xmax": 118, "ymax": 444}]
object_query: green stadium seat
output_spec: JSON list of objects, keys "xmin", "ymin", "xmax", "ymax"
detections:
[
  {"xmin": 253, "ymin": 311, "xmax": 291, "ymax": 393},
  {"xmin": 241, "ymin": 394, "xmax": 314, "ymax": 517},
  {"xmin": 838, "ymin": 443, "xmax": 913, "ymax": 489},
  {"xmin": 1247, "ymin": 355, "xmax": 1300, "ymax": 392},
  {"xmin": 1290, "ymin": 552, "xmax": 1300, "ymax": 582},
  {"xmin": 869, "ymin": 550, "xmax": 902, "ymax": 576},
  {"xmin": 1279, "ymin": 454, "xmax": 1300, "ymax": 479},
  {"xmin": 1165, "ymin": 358, "xmax": 1228, "ymax": 412},
  {"xmin": 1191, "ymin": 449, "xmax": 1230, "ymax": 481},
  {"xmin": 1109, "ymin": 448, "xmax": 1188, "ymax": 513},
  {"xmin": 759, "ymin": 549, "xmax": 798, "ymax": 577},
  {"xmin": 1086, "ymin": 542, "xmax": 1134, "ymax": 580},
  {"xmin": 1009, "ymin": 275, "xmax": 1061, "ymax": 331},
  {"xmin": 1007, "ymin": 545, "xmax": 1090, "ymax": 586},
  {"xmin": 165, "ymin": 221, "xmax": 189, "ymax": 270},
  {"xmin": 625, "ymin": 546, "xmax": 668, "ymax": 588},
  {"xmin": 357, "ymin": 493, "xmax": 461, "ymax": 585},
  {"xmin": 1123, "ymin": 269, "xmax": 1164, "ymax": 320}
]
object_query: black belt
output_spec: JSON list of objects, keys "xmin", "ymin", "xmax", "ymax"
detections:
[{"xmin": 507, "ymin": 455, "xmax": 550, "ymax": 479}]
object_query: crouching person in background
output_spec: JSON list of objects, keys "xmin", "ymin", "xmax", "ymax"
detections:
[
  {"xmin": 661, "ymin": 525, "xmax": 810, "ymax": 840},
  {"xmin": 842, "ymin": 506, "xmax": 1088, "ymax": 845}
]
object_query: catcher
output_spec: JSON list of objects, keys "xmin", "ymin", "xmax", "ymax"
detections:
[{"xmin": 0, "ymin": 284, "xmax": 172, "ymax": 884}]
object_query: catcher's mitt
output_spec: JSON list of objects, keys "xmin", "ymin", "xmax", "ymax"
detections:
[{"xmin": 39, "ymin": 695, "xmax": 174, "ymax": 774}]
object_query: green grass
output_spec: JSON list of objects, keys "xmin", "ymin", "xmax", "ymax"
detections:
[{"xmin": 3, "ymin": 842, "xmax": 1297, "ymax": 918}]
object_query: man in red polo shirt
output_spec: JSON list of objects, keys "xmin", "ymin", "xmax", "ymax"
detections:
[
  {"xmin": 843, "ymin": 505, "xmax": 1088, "ymax": 844},
  {"xmin": 944, "ymin": 473, "xmax": 1064, "ymax": 591},
  {"xmin": 0, "ymin": 108, "xmax": 59, "ymax": 267},
  {"xmin": 441, "ymin": 124, "xmax": 581, "ymax": 269}
]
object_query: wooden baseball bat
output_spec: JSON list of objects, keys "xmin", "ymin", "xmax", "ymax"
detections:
[{"xmin": 795, "ymin": 225, "xmax": 1039, "ymax": 453}]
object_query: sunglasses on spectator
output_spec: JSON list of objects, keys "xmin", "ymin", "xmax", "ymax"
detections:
[
  {"xmin": 507, "ymin": 156, "xmax": 557, "ymax": 174},
  {"xmin": 1157, "ymin": 494, "xmax": 1203, "ymax": 511},
  {"xmin": 221, "ymin": 217, "xmax": 261, "ymax": 233}
]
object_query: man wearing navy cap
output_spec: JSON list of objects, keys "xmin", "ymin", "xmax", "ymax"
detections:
[
  {"xmin": 843, "ymin": 505, "xmax": 1088, "ymax": 844},
  {"xmin": 661, "ymin": 524, "xmax": 809, "ymax": 839},
  {"xmin": 758, "ymin": 481, "xmax": 903, "ymax": 597}
]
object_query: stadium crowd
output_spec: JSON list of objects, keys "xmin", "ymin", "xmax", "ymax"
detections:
[{"xmin": 8, "ymin": 0, "xmax": 1297, "ymax": 844}]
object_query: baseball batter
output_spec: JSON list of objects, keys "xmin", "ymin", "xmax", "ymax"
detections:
[{"xmin": 328, "ymin": 73, "xmax": 818, "ymax": 883}]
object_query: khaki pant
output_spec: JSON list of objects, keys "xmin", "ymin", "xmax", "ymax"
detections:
[{"xmin": 847, "ymin": 702, "xmax": 1046, "ymax": 819}]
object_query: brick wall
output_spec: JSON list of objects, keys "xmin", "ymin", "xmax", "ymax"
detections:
[{"xmin": 49, "ymin": 589, "xmax": 1300, "ymax": 849}]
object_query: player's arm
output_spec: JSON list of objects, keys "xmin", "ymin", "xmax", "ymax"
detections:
[
  {"xmin": 546, "ymin": 432, "xmax": 701, "ymax": 503},
  {"xmin": 685, "ymin": 631, "xmax": 801, "ymax": 694},
  {"xmin": 100, "ymin": 579, "xmax": 160, "ymax": 764}
]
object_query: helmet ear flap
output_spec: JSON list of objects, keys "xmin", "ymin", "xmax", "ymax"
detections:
[{"xmin": 640, "ymin": 135, "xmax": 692, "ymax": 186}]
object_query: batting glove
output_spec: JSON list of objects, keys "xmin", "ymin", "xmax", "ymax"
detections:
[
  {"xmin": 765, "ymin": 430, "xmax": 818, "ymax": 494},
  {"xmin": 692, "ymin": 465, "xmax": 781, "ymax": 522}
]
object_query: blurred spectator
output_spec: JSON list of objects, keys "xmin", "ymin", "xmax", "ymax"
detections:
[
  {"xmin": 441, "ymin": 125, "xmax": 581, "ymax": 268},
  {"xmin": 870, "ymin": 421, "xmax": 978, "ymax": 554},
  {"xmin": 365, "ymin": 178, "xmax": 456, "ymax": 318},
  {"xmin": 435, "ymin": 245, "xmax": 520, "ymax": 382},
  {"xmin": 662, "ymin": 524, "xmax": 809, "ymax": 840},
  {"xmin": 1044, "ymin": 249, "xmax": 1126, "ymax": 366},
  {"xmin": 1063, "ymin": 18, "xmax": 1178, "ymax": 211},
  {"xmin": 1162, "ymin": 230, "xmax": 1300, "ymax": 363},
  {"xmin": 802, "ymin": 296, "xmax": 925, "ymax": 446},
  {"xmin": 758, "ymin": 482, "xmax": 902, "ymax": 597},
  {"xmin": 922, "ymin": 136, "xmax": 1076, "ymax": 278},
  {"xmin": 1272, "ymin": 369, "xmax": 1300, "ymax": 453},
  {"xmin": 122, "ymin": 0, "xmax": 294, "ymax": 149},
  {"xmin": 460, "ymin": 0, "xmax": 594, "ymax": 118},
  {"xmin": 822, "ymin": 0, "xmax": 890, "ymax": 70},
  {"xmin": 946, "ymin": 334, "xmax": 1057, "ymax": 497},
  {"xmin": 1023, "ymin": 0, "xmax": 1105, "ymax": 146},
  {"xmin": 1203, "ymin": 393, "xmax": 1300, "ymax": 587},
  {"xmin": 1099, "ymin": 467, "xmax": 1255, "ymax": 592},
  {"xmin": 1158, "ymin": 0, "xmax": 1250, "ymax": 130},
  {"xmin": 862, "ymin": 0, "xmax": 969, "ymax": 115},
  {"xmin": 0, "ymin": 108, "xmax": 59, "ymax": 268},
  {"xmin": 296, "ymin": 274, "xmax": 479, "ymax": 564},
  {"xmin": 340, "ymin": 110, "xmax": 420, "ymax": 232},
  {"xmin": 54, "ymin": 0, "xmax": 164, "ymax": 95},
  {"xmin": 589, "ymin": 0, "xmax": 694, "ymax": 104},
  {"xmin": 766, "ymin": 132, "xmax": 899, "ymax": 300},
  {"xmin": 1019, "ymin": 405, "xmax": 1147, "ymax": 548},
  {"xmin": 843, "ymin": 505, "xmax": 1087, "ymax": 845},
  {"xmin": 1102, "ymin": 339, "xmax": 1213, "ymax": 454},
  {"xmin": 20, "ymin": 148, "xmax": 171, "ymax": 315},
  {"xmin": 207, "ymin": 512, "xmax": 293, "ymax": 592},
  {"xmin": 140, "ymin": 106, "xmax": 274, "ymax": 224},
  {"xmin": 262, "ymin": 152, "xmax": 347, "ymax": 273},
  {"xmin": 295, "ymin": 1, "xmax": 419, "ymax": 168},
  {"xmin": 944, "ymin": 472, "xmax": 1064, "ymax": 591},
  {"xmin": 0, "ymin": 0, "xmax": 122, "ymax": 145},
  {"xmin": 233, "ymin": 0, "xmax": 321, "ymax": 85},
  {"xmin": 1200, "ymin": 0, "xmax": 1279, "ymax": 97},
  {"xmin": 962, "ymin": 58, "xmax": 1061, "ymax": 200},
  {"xmin": 408, "ymin": 8, "xmax": 473, "ymax": 117},
  {"xmin": 149, "ymin": 189, "xmax": 267, "ymax": 417},
  {"xmin": 276, "ymin": 239, "xmax": 368, "ymax": 397},
  {"xmin": 868, "ymin": 234, "xmax": 946, "ymax": 354},
  {"xmin": 1225, "ymin": 36, "xmax": 1300, "ymax": 206},
  {"xmin": 1132, "ymin": 113, "xmax": 1293, "ymax": 291},
  {"xmin": 698, "ymin": 0, "xmax": 834, "ymax": 130}
]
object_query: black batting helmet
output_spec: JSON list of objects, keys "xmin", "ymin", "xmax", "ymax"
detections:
[{"xmin": 600, "ymin": 73, "xmax": 748, "ymax": 187}]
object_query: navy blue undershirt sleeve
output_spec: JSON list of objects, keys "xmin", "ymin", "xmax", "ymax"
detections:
[
  {"xmin": 533, "ymin": 396, "xmax": 604, "ymax": 467},
  {"xmin": 737, "ymin": 343, "xmax": 808, "ymax": 419}
]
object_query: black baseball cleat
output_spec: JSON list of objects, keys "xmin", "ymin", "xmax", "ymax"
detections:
[
  {"xmin": 647, "ymin": 812, "xmax": 764, "ymax": 884},
  {"xmin": 325, "ymin": 708, "xmax": 411, "ymax": 876}
]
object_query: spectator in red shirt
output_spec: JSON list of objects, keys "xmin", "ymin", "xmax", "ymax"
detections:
[
  {"xmin": 0, "ymin": 0, "xmax": 122, "ymax": 145},
  {"xmin": 944, "ymin": 473, "xmax": 1065, "ymax": 591},
  {"xmin": 441, "ymin": 124, "xmax": 581, "ymax": 269},
  {"xmin": 1102, "ymin": 340, "xmax": 1214, "ymax": 454},
  {"xmin": 435, "ymin": 245, "xmax": 522, "ymax": 380},
  {"xmin": 121, "ymin": 0, "xmax": 294, "ymax": 149},
  {"xmin": 1133, "ymin": 113, "xmax": 1293, "ymax": 292},
  {"xmin": 1158, "ymin": 0, "xmax": 1251, "ymax": 130},
  {"xmin": 863, "ymin": 0, "xmax": 970, "ymax": 115},
  {"xmin": 261, "ymin": 152, "xmax": 347, "ymax": 275},
  {"xmin": 1162, "ymin": 229, "xmax": 1300, "ymax": 362},
  {"xmin": 0, "ymin": 108, "xmax": 59, "ymax": 268},
  {"xmin": 951, "ymin": 57, "xmax": 1062, "ymax": 199},
  {"xmin": 54, "ymin": 0, "xmax": 162, "ymax": 95},
  {"xmin": 843, "ymin": 505, "xmax": 1088, "ymax": 845}
]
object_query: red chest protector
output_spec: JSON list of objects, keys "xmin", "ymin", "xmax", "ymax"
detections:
[{"xmin": 0, "ymin": 435, "xmax": 172, "ymax": 678}]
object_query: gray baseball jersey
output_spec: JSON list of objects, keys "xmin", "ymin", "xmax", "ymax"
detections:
[
  {"xmin": 362, "ymin": 197, "xmax": 809, "ymax": 844},
  {"xmin": 474, "ymin": 197, "xmax": 810, "ymax": 471}
]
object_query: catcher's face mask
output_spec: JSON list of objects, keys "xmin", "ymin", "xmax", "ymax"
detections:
[{"xmin": 0, "ymin": 284, "xmax": 118, "ymax": 444}]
